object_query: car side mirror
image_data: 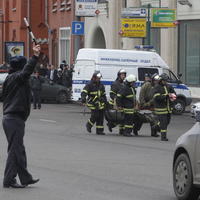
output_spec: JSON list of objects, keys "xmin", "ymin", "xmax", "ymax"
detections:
[
  {"xmin": 195, "ymin": 111, "xmax": 200, "ymax": 122},
  {"xmin": 178, "ymin": 73, "xmax": 182, "ymax": 78}
]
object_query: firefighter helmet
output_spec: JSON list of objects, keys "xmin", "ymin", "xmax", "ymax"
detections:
[
  {"xmin": 160, "ymin": 73, "xmax": 169, "ymax": 81},
  {"xmin": 125, "ymin": 74, "xmax": 137, "ymax": 82},
  {"xmin": 151, "ymin": 73, "xmax": 160, "ymax": 81},
  {"xmin": 117, "ymin": 69, "xmax": 126, "ymax": 76}
]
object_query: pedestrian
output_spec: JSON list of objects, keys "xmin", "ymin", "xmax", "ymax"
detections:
[
  {"xmin": 46, "ymin": 64, "xmax": 58, "ymax": 83},
  {"xmin": 60, "ymin": 60, "xmax": 66, "ymax": 71},
  {"xmin": 116, "ymin": 74, "xmax": 137, "ymax": 137},
  {"xmin": 2, "ymin": 43, "xmax": 40, "ymax": 188},
  {"xmin": 107, "ymin": 69, "xmax": 126, "ymax": 134},
  {"xmin": 30, "ymin": 70, "xmax": 43, "ymax": 109},
  {"xmin": 152, "ymin": 73, "xmax": 176, "ymax": 141},
  {"xmin": 81, "ymin": 71, "xmax": 107, "ymax": 135}
]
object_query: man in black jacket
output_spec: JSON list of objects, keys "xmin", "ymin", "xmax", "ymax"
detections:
[
  {"xmin": 152, "ymin": 73, "xmax": 176, "ymax": 141},
  {"xmin": 2, "ymin": 43, "xmax": 40, "ymax": 188},
  {"xmin": 108, "ymin": 69, "xmax": 126, "ymax": 134},
  {"xmin": 116, "ymin": 74, "xmax": 137, "ymax": 137},
  {"xmin": 30, "ymin": 70, "xmax": 44, "ymax": 109},
  {"xmin": 81, "ymin": 72, "xmax": 107, "ymax": 135}
]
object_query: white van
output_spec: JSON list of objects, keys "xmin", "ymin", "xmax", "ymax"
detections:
[{"xmin": 72, "ymin": 48, "xmax": 192, "ymax": 114}]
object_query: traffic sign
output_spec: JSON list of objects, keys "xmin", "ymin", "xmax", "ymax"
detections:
[
  {"xmin": 121, "ymin": 8, "xmax": 147, "ymax": 18},
  {"xmin": 72, "ymin": 21, "xmax": 84, "ymax": 35}
]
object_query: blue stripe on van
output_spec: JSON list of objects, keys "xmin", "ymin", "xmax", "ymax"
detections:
[{"xmin": 73, "ymin": 80, "xmax": 189, "ymax": 90}]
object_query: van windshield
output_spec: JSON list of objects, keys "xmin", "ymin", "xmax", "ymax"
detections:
[{"xmin": 163, "ymin": 69, "xmax": 178, "ymax": 83}]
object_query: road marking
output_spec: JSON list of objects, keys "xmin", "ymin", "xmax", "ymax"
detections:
[{"xmin": 40, "ymin": 119, "xmax": 57, "ymax": 123}]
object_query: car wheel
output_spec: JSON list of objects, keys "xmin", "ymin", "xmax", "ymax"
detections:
[
  {"xmin": 57, "ymin": 91, "xmax": 68, "ymax": 103},
  {"xmin": 173, "ymin": 153, "xmax": 200, "ymax": 200},
  {"xmin": 173, "ymin": 99, "xmax": 185, "ymax": 115}
]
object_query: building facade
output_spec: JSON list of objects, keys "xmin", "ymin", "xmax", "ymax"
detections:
[
  {"xmin": 177, "ymin": 0, "xmax": 200, "ymax": 97},
  {"xmin": 47, "ymin": 0, "xmax": 77, "ymax": 67},
  {"xmin": 0, "ymin": 0, "xmax": 49, "ymax": 67}
]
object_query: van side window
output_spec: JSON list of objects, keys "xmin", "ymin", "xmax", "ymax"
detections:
[{"xmin": 138, "ymin": 68, "xmax": 158, "ymax": 81}]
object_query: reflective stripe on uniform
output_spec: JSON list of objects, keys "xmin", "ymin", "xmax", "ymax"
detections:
[
  {"xmin": 153, "ymin": 93, "xmax": 160, "ymax": 98},
  {"xmin": 82, "ymin": 90, "xmax": 88, "ymax": 94},
  {"xmin": 124, "ymin": 108, "xmax": 134, "ymax": 114},
  {"xmin": 124, "ymin": 125, "xmax": 133, "ymax": 128},
  {"xmin": 110, "ymin": 90, "xmax": 116, "ymax": 95},
  {"xmin": 126, "ymin": 94, "xmax": 134, "ymax": 98},
  {"xmin": 160, "ymin": 129, "xmax": 167, "ymax": 133},
  {"xmin": 88, "ymin": 120, "xmax": 94, "ymax": 126},
  {"xmin": 96, "ymin": 126, "xmax": 104, "ymax": 129}
]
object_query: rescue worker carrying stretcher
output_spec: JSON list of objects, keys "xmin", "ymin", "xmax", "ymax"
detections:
[
  {"xmin": 116, "ymin": 74, "xmax": 137, "ymax": 137},
  {"xmin": 138, "ymin": 73, "xmax": 160, "ymax": 137},
  {"xmin": 107, "ymin": 69, "xmax": 126, "ymax": 134},
  {"xmin": 152, "ymin": 73, "xmax": 176, "ymax": 141},
  {"xmin": 81, "ymin": 71, "xmax": 107, "ymax": 135}
]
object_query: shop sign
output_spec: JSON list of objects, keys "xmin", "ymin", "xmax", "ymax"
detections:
[
  {"xmin": 151, "ymin": 8, "xmax": 176, "ymax": 28},
  {"xmin": 121, "ymin": 18, "xmax": 147, "ymax": 38},
  {"xmin": 75, "ymin": 0, "xmax": 98, "ymax": 17}
]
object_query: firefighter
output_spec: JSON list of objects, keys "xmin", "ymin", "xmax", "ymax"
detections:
[
  {"xmin": 138, "ymin": 73, "xmax": 160, "ymax": 137},
  {"xmin": 107, "ymin": 69, "xmax": 126, "ymax": 134},
  {"xmin": 81, "ymin": 72, "xmax": 107, "ymax": 135},
  {"xmin": 116, "ymin": 74, "xmax": 137, "ymax": 137},
  {"xmin": 139, "ymin": 73, "xmax": 152, "ymax": 109},
  {"xmin": 152, "ymin": 73, "xmax": 176, "ymax": 141}
]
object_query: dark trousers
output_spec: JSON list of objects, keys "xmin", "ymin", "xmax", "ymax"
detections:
[
  {"xmin": 2, "ymin": 117, "xmax": 32, "ymax": 185},
  {"xmin": 158, "ymin": 113, "xmax": 171, "ymax": 135},
  {"xmin": 124, "ymin": 113, "xmax": 134, "ymax": 134},
  {"xmin": 133, "ymin": 112, "xmax": 143, "ymax": 132},
  {"xmin": 32, "ymin": 90, "xmax": 41, "ymax": 109},
  {"xmin": 87, "ymin": 110, "xmax": 104, "ymax": 133}
]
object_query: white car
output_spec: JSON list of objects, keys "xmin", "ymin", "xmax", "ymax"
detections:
[
  {"xmin": 173, "ymin": 112, "xmax": 200, "ymax": 200},
  {"xmin": 191, "ymin": 102, "xmax": 200, "ymax": 117}
]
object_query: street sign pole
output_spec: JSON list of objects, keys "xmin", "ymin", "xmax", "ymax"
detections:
[{"xmin": 147, "ymin": 4, "xmax": 151, "ymax": 45}]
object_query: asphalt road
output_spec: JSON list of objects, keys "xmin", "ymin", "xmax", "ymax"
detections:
[{"xmin": 0, "ymin": 103, "xmax": 195, "ymax": 200}]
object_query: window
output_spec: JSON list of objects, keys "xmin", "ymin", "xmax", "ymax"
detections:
[
  {"xmin": 179, "ymin": 20, "xmax": 200, "ymax": 86},
  {"xmin": 52, "ymin": 0, "xmax": 57, "ymax": 12},
  {"xmin": 60, "ymin": 0, "xmax": 66, "ymax": 11},
  {"xmin": 138, "ymin": 68, "xmax": 158, "ymax": 81},
  {"xmin": 59, "ymin": 27, "xmax": 71, "ymax": 65},
  {"xmin": 122, "ymin": 0, "xmax": 127, "ymax": 8},
  {"xmin": 98, "ymin": 0, "xmax": 107, "ymax": 3},
  {"xmin": 12, "ymin": 0, "xmax": 16, "ymax": 11}
]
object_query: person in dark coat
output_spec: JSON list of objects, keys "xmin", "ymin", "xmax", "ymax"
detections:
[
  {"xmin": 30, "ymin": 70, "xmax": 44, "ymax": 109},
  {"xmin": 46, "ymin": 64, "xmax": 58, "ymax": 83},
  {"xmin": 2, "ymin": 44, "xmax": 41, "ymax": 188}
]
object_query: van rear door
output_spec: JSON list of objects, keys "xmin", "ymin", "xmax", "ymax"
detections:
[{"xmin": 72, "ymin": 60, "xmax": 95, "ymax": 101}]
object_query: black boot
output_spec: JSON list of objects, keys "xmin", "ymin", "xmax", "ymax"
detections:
[
  {"xmin": 119, "ymin": 129, "xmax": 124, "ymax": 135},
  {"xmin": 151, "ymin": 128, "xmax": 159, "ymax": 137},
  {"xmin": 161, "ymin": 132, "xmax": 168, "ymax": 141},
  {"xmin": 107, "ymin": 123, "xmax": 112, "ymax": 132},
  {"xmin": 86, "ymin": 123, "xmax": 92, "ymax": 133}
]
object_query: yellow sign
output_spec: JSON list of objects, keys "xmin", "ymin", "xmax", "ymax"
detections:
[{"xmin": 121, "ymin": 18, "xmax": 146, "ymax": 38}]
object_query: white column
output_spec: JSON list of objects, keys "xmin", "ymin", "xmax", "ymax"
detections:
[{"xmin": 160, "ymin": 0, "xmax": 178, "ymax": 73}]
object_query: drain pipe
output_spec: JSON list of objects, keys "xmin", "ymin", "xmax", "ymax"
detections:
[{"xmin": 45, "ymin": 0, "xmax": 51, "ymax": 64}]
